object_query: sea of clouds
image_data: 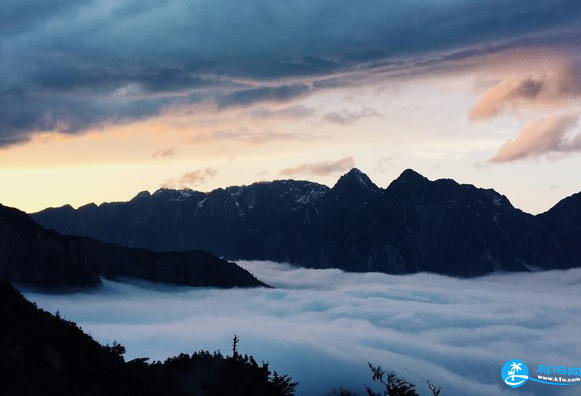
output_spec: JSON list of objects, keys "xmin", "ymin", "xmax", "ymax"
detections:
[{"xmin": 21, "ymin": 261, "xmax": 581, "ymax": 396}]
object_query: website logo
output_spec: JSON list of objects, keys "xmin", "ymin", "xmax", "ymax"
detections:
[
  {"xmin": 502, "ymin": 359, "xmax": 528, "ymax": 388},
  {"xmin": 502, "ymin": 359, "xmax": 581, "ymax": 388}
]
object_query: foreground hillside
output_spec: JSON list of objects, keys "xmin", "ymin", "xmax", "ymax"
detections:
[
  {"xmin": 0, "ymin": 280, "xmax": 294, "ymax": 396},
  {"xmin": 0, "ymin": 204, "xmax": 267, "ymax": 289},
  {"xmin": 33, "ymin": 168, "xmax": 581, "ymax": 276}
]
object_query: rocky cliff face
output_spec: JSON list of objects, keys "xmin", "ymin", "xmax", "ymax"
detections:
[
  {"xmin": 0, "ymin": 204, "xmax": 267, "ymax": 289},
  {"xmin": 32, "ymin": 168, "xmax": 581, "ymax": 277},
  {"xmin": 380, "ymin": 169, "xmax": 536, "ymax": 276}
]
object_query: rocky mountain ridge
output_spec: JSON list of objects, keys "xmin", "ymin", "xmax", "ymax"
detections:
[
  {"xmin": 0, "ymin": 204, "xmax": 267, "ymax": 289},
  {"xmin": 32, "ymin": 168, "xmax": 581, "ymax": 277}
]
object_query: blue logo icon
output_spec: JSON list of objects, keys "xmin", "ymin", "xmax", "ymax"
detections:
[
  {"xmin": 502, "ymin": 359, "xmax": 529, "ymax": 388},
  {"xmin": 502, "ymin": 359, "xmax": 581, "ymax": 387}
]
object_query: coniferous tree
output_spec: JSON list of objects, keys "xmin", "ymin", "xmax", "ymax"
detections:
[{"xmin": 365, "ymin": 363, "xmax": 418, "ymax": 396}]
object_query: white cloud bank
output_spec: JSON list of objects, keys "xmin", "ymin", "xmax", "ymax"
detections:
[{"xmin": 21, "ymin": 262, "xmax": 581, "ymax": 396}]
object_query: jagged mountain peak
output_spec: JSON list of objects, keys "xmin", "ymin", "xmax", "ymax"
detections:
[
  {"xmin": 384, "ymin": 169, "xmax": 431, "ymax": 199},
  {"xmin": 28, "ymin": 168, "xmax": 581, "ymax": 277},
  {"xmin": 332, "ymin": 168, "xmax": 379, "ymax": 192},
  {"xmin": 386, "ymin": 170, "xmax": 511, "ymax": 208},
  {"xmin": 391, "ymin": 168, "xmax": 429, "ymax": 185}
]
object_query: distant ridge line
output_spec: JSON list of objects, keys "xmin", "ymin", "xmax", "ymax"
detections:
[{"xmin": 32, "ymin": 168, "xmax": 581, "ymax": 277}]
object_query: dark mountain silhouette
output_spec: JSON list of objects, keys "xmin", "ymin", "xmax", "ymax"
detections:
[
  {"xmin": 0, "ymin": 280, "xmax": 295, "ymax": 396},
  {"xmin": 534, "ymin": 191, "xmax": 581, "ymax": 268},
  {"xmin": 32, "ymin": 168, "xmax": 581, "ymax": 277},
  {"xmin": 0, "ymin": 204, "xmax": 267, "ymax": 289}
]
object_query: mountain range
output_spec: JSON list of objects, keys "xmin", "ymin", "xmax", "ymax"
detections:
[
  {"xmin": 0, "ymin": 203, "xmax": 266, "ymax": 289},
  {"xmin": 32, "ymin": 168, "xmax": 581, "ymax": 277}
]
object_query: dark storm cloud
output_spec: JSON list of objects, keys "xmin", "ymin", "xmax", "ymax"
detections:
[
  {"xmin": 1, "ymin": 0, "xmax": 581, "ymax": 145},
  {"xmin": 216, "ymin": 84, "xmax": 312, "ymax": 108},
  {"xmin": 0, "ymin": 0, "xmax": 80, "ymax": 36}
]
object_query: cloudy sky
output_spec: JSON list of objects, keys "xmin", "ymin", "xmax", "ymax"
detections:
[{"xmin": 2, "ymin": 0, "xmax": 581, "ymax": 213}]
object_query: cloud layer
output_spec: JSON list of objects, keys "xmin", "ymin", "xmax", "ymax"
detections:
[
  {"xmin": 470, "ymin": 62, "xmax": 581, "ymax": 122},
  {"xmin": 2, "ymin": 0, "xmax": 581, "ymax": 146},
  {"xmin": 467, "ymin": 61, "xmax": 581, "ymax": 163},
  {"xmin": 490, "ymin": 114, "xmax": 581, "ymax": 162},
  {"xmin": 162, "ymin": 167, "xmax": 218, "ymax": 189},
  {"xmin": 22, "ymin": 261, "xmax": 581, "ymax": 396},
  {"xmin": 280, "ymin": 157, "xmax": 355, "ymax": 177}
]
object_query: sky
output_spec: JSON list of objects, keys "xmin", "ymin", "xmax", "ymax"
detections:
[
  {"xmin": 21, "ymin": 261, "xmax": 581, "ymax": 396},
  {"xmin": 2, "ymin": 0, "xmax": 581, "ymax": 213}
]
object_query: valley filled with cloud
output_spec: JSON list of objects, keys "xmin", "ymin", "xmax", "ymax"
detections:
[{"xmin": 22, "ymin": 261, "xmax": 581, "ymax": 396}]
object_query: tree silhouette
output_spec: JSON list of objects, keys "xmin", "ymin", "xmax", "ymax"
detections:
[
  {"xmin": 426, "ymin": 380, "xmax": 440, "ymax": 396},
  {"xmin": 358, "ymin": 363, "xmax": 441, "ymax": 396},
  {"xmin": 103, "ymin": 340, "xmax": 126, "ymax": 365},
  {"xmin": 365, "ymin": 363, "xmax": 418, "ymax": 396},
  {"xmin": 232, "ymin": 334, "xmax": 240, "ymax": 360},
  {"xmin": 1, "ymin": 281, "xmax": 299, "ymax": 396}
]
